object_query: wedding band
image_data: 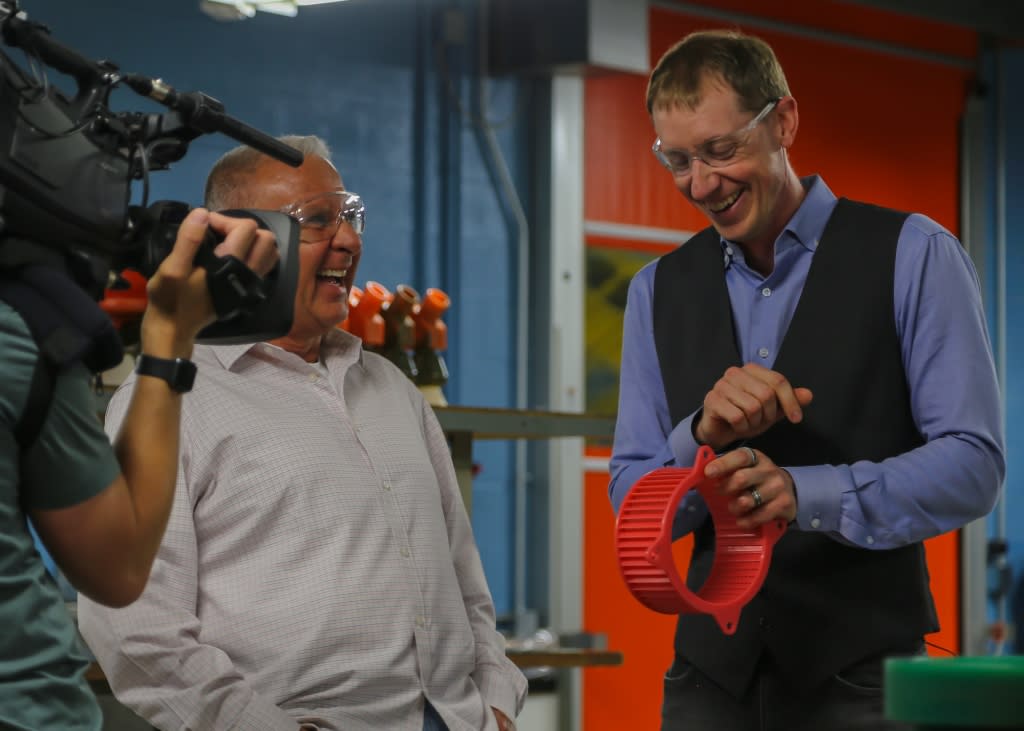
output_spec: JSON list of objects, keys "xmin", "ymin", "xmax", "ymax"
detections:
[
  {"xmin": 743, "ymin": 446, "xmax": 758, "ymax": 467},
  {"xmin": 750, "ymin": 487, "xmax": 763, "ymax": 509}
]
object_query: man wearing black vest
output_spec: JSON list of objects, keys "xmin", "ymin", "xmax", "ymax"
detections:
[{"xmin": 608, "ymin": 29, "xmax": 1004, "ymax": 731}]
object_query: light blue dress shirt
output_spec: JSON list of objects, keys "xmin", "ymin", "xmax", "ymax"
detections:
[{"xmin": 609, "ymin": 177, "xmax": 1005, "ymax": 549}]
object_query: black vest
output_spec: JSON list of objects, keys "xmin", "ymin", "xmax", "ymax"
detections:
[{"xmin": 652, "ymin": 198, "xmax": 938, "ymax": 696}]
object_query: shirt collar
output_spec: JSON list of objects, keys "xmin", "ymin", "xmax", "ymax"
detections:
[
  {"xmin": 718, "ymin": 175, "xmax": 838, "ymax": 266},
  {"xmin": 206, "ymin": 327, "xmax": 365, "ymax": 371},
  {"xmin": 783, "ymin": 175, "xmax": 838, "ymax": 253}
]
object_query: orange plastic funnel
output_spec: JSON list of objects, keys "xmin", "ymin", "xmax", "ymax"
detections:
[{"xmin": 413, "ymin": 287, "xmax": 450, "ymax": 351}]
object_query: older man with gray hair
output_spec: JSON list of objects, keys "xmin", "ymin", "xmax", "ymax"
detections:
[{"xmin": 79, "ymin": 135, "xmax": 526, "ymax": 731}]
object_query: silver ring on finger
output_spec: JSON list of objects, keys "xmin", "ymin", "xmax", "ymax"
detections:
[
  {"xmin": 749, "ymin": 487, "xmax": 763, "ymax": 509},
  {"xmin": 742, "ymin": 446, "xmax": 758, "ymax": 467}
]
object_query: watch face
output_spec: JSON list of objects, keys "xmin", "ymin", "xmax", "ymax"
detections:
[
  {"xmin": 136, "ymin": 355, "xmax": 196, "ymax": 393},
  {"xmin": 174, "ymin": 358, "xmax": 198, "ymax": 392}
]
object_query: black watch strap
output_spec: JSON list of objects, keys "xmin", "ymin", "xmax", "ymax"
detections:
[{"xmin": 134, "ymin": 354, "xmax": 197, "ymax": 393}]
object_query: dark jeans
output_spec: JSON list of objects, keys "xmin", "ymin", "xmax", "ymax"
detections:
[
  {"xmin": 661, "ymin": 645, "xmax": 923, "ymax": 731},
  {"xmin": 423, "ymin": 700, "xmax": 449, "ymax": 731}
]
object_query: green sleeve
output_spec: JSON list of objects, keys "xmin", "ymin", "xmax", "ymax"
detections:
[{"xmin": 0, "ymin": 304, "xmax": 121, "ymax": 510}]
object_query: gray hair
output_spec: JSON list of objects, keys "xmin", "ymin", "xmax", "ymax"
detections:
[{"xmin": 203, "ymin": 134, "xmax": 333, "ymax": 210}]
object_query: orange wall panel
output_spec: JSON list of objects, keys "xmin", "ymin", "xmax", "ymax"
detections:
[
  {"xmin": 648, "ymin": 0, "xmax": 977, "ymax": 66},
  {"xmin": 583, "ymin": 450, "xmax": 679, "ymax": 731},
  {"xmin": 583, "ymin": 71, "xmax": 707, "ymax": 232},
  {"xmin": 923, "ymin": 530, "xmax": 962, "ymax": 655}
]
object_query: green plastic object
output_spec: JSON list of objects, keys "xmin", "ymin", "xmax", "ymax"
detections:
[{"xmin": 885, "ymin": 656, "xmax": 1024, "ymax": 729}]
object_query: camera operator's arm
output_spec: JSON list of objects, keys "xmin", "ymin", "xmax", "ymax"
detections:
[{"xmin": 29, "ymin": 209, "xmax": 277, "ymax": 607}]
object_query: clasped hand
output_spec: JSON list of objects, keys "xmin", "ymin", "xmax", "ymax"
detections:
[
  {"xmin": 694, "ymin": 363, "xmax": 812, "ymax": 450},
  {"xmin": 705, "ymin": 446, "xmax": 797, "ymax": 529},
  {"xmin": 696, "ymin": 363, "xmax": 812, "ymax": 529}
]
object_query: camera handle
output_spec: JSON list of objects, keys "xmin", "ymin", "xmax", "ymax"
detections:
[
  {"xmin": 194, "ymin": 246, "xmax": 268, "ymax": 323},
  {"xmin": 194, "ymin": 211, "xmax": 274, "ymax": 322},
  {"xmin": 135, "ymin": 202, "xmax": 276, "ymax": 323}
]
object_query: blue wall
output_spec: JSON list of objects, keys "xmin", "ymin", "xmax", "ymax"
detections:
[
  {"xmin": 25, "ymin": 0, "xmax": 530, "ymax": 614},
  {"xmin": 984, "ymin": 47, "xmax": 1024, "ymax": 640}
]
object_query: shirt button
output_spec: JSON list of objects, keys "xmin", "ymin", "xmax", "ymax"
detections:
[
  {"xmin": 866, "ymin": 536, "xmax": 875, "ymax": 545},
  {"xmin": 725, "ymin": 246, "xmax": 734, "ymax": 256},
  {"xmin": 308, "ymin": 372, "xmax": 319, "ymax": 382},
  {"xmin": 382, "ymin": 482, "xmax": 392, "ymax": 491},
  {"xmin": 761, "ymin": 287, "xmax": 772, "ymax": 297},
  {"xmin": 400, "ymin": 547, "xmax": 410, "ymax": 558},
  {"xmin": 758, "ymin": 347, "xmax": 769, "ymax": 359},
  {"xmin": 416, "ymin": 616, "xmax": 426, "ymax": 628},
  {"xmin": 810, "ymin": 517, "xmax": 821, "ymax": 529}
]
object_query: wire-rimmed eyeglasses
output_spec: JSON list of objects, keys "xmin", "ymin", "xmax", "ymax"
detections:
[{"xmin": 652, "ymin": 98, "xmax": 780, "ymax": 177}]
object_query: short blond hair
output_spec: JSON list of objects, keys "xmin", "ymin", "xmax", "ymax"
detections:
[{"xmin": 646, "ymin": 29, "xmax": 790, "ymax": 116}]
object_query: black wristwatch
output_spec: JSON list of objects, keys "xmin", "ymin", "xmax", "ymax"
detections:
[{"xmin": 134, "ymin": 354, "xmax": 197, "ymax": 393}]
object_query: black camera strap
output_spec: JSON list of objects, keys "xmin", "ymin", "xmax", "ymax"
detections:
[
  {"xmin": 1, "ymin": 277, "xmax": 58, "ymax": 452},
  {"xmin": 0, "ymin": 263, "xmax": 123, "ymax": 452}
]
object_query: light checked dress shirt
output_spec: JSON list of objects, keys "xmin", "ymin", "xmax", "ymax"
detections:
[
  {"xmin": 609, "ymin": 176, "xmax": 1004, "ymax": 548},
  {"xmin": 79, "ymin": 329, "xmax": 526, "ymax": 731}
]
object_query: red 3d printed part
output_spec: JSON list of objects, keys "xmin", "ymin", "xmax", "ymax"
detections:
[
  {"xmin": 615, "ymin": 445, "xmax": 786, "ymax": 634},
  {"xmin": 99, "ymin": 270, "xmax": 148, "ymax": 329}
]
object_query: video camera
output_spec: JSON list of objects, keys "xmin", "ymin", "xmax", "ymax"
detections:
[{"xmin": 0, "ymin": 1, "xmax": 301, "ymax": 343}]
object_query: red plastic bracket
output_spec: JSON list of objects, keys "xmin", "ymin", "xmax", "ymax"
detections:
[{"xmin": 614, "ymin": 445, "xmax": 786, "ymax": 634}]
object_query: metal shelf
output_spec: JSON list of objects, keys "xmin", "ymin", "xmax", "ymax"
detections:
[
  {"xmin": 506, "ymin": 648, "xmax": 623, "ymax": 669},
  {"xmin": 433, "ymin": 405, "xmax": 613, "ymax": 517},
  {"xmin": 432, "ymin": 405, "xmax": 614, "ymax": 441}
]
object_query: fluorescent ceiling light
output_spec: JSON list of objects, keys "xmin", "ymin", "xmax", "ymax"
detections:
[
  {"xmin": 200, "ymin": 0, "xmax": 349, "ymax": 21},
  {"xmin": 199, "ymin": 0, "xmax": 256, "ymax": 20},
  {"xmin": 257, "ymin": 2, "xmax": 298, "ymax": 15}
]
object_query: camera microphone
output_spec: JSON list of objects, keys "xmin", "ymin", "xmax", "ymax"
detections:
[
  {"xmin": 122, "ymin": 74, "xmax": 190, "ymax": 112},
  {"xmin": 122, "ymin": 73, "xmax": 303, "ymax": 168},
  {"xmin": 0, "ymin": 6, "xmax": 305, "ymax": 343}
]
